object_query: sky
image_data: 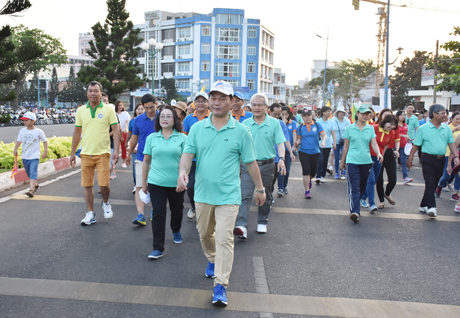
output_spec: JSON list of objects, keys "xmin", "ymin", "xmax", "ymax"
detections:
[{"xmin": 3, "ymin": 0, "xmax": 460, "ymax": 85}]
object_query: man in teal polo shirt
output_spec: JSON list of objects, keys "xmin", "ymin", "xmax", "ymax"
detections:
[
  {"xmin": 405, "ymin": 103, "xmax": 419, "ymax": 140},
  {"xmin": 408, "ymin": 104, "xmax": 459, "ymax": 218},
  {"xmin": 177, "ymin": 80, "xmax": 265, "ymax": 306},
  {"xmin": 234, "ymin": 93, "xmax": 287, "ymax": 238}
]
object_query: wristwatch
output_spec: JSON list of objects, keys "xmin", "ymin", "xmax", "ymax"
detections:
[
  {"xmin": 279, "ymin": 157, "xmax": 285, "ymax": 161},
  {"xmin": 256, "ymin": 187, "xmax": 266, "ymax": 194}
]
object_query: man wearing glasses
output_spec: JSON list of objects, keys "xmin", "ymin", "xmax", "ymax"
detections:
[
  {"xmin": 408, "ymin": 104, "xmax": 459, "ymax": 218},
  {"xmin": 182, "ymin": 92, "xmax": 210, "ymax": 220},
  {"xmin": 234, "ymin": 93, "xmax": 287, "ymax": 239}
]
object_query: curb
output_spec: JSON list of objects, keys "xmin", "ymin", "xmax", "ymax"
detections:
[{"xmin": 0, "ymin": 156, "xmax": 81, "ymax": 192}]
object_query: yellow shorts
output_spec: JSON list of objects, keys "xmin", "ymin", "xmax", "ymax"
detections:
[{"xmin": 80, "ymin": 153, "xmax": 111, "ymax": 187}]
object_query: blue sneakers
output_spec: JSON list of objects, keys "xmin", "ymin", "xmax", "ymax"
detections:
[
  {"xmin": 173, "ymin": 232, "xmax": 183, "ymax": 244},
  {"xmin": 205, "ymin": 261, "xmax": 216, "ymax": 278},
  {"xmin": 212, "ymin": 284, "xmax": 228, "ymax": 306},
  {"xmin": 148, "ymin": 250, "xmax": 163, "ymax": 259},
  {"xmin": 133, "ymin": 213, "xmax": 146, "ymax": 225},
  {"xmin": 360, "ymin": 199, "xmax": 369, "ymax": 208}
]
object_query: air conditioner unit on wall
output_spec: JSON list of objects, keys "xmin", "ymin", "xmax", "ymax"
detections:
[{"xmin": 178, "ymin": 56, "xmax": 182, "ymax": 59}]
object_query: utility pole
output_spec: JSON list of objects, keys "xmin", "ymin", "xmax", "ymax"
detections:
[
  {"xmin": 433, "ymin": 40, "xmax": 439, "ymax": 104},
  {"xmin": 350, "ymin": 71, "xmax": 353, "ymax": 109},
  {"xmin": 322, "ymin": 29, "xmax": 329, "ymax": 104},
  {"xmin": 383, "ymin": 0, "xmax": 390, "ymax": 109}
]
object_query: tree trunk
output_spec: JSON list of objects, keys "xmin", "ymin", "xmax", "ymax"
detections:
[{"xmin": 11, "ymin": 76, "xmax": 25, "ymax": 110}]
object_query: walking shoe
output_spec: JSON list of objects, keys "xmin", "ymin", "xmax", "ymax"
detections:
[
  {"xmin": 272, "ymin": 198, "xmax": 275, "ymax": 204},
  {"xmin": 173, "ymin": 232, "xmax": 183, "ymax": 244},
  {"xmin": 340, "ymin": 174, "xmax": 346, "ymax": 180},
  {"xmin": 102, "ymin": 202, "xmax": 113, "ymax": 219},
  {"xmin": 341, "ymin": 170, "xmax": 346, "ymax": 179},
  {"xmin": 435, "ymin": 186, "xmax": 442, "ymax": 198},
  {"xmin": 447, "ymin": 183, "xmax": 454, "ymax": 191},
  {"xmin": 110, "ymin": 171, "xmax": 116, "ymax": 180},
  {"xmin": 133, "ymin": 213, "xmax": 146, "ymax": 225},
  {"xmin": 403, "ymin": 177, "xmax": 413, "ymax": 184},
  {"xmin": 451, "ymin": 194, "xmax": 460, "ymax": 201},
  {"xmin": 427, "ymin": 208, "xmax": 437, "ymax": 218},
  {"xmin": 369, "ymin": 205, "xmax": 378, "ymax": 212},
  {"xmin": 34, "ymin": 184, "xmax": 39, "ymax": 192},
  {"xmin": 283, "ymin": 188, "xmax": 288, "ymax": 195},
  {"xmin": 132, "ymin": 186, "xmax": 136, "ymax": 193},
  {"xmin": 233, "ymin": 226, "xmax": 247, "ymax": 239},
  {"xmin": 205, "ymin": 261, "xmax": 216, "ymax": 278},
  {"xmin": 187, "ymin": 208, "xmax": 196, "ymax": 219},
  {"xmin": 455, "ymin": 205, "xmax": 460, "ymax": 213},
  {"xmin": 25, "ymin": 190, "xmax": 35, "ymax": 198},
  {"xmin": 121, "ymin": 163, "xmax": 127, "ymax": 168},
  {"xmin": 148, "ymin": 250, "xmax": 163, "ymax": 259},
  {"xmin": 305, "ymin": 190, "xmax": 311, "ymax": 199},
  {"xmin": 350, "ymin": 213, "xmax": 360, "ymax": 223},
  {"xmin": 360, "ymin": 199, "xmax": 369, "ymax": 208},
  {"xmin": 81, "ymin": 211, "xmax": 96, "ymax": 225},
  {"xmin": 419, "ymin": 206, "xmax": 428, "ymax": 213},
  {"xmin": 257, "ymin": 224, "xmax": 267, "ymax": 234},
  {"xmin": 320, "ymin": 177, "xmax": 325, "ymax": 183},
  {"xmin": 442, "ymin": 186, "xmax": 450, "ymax": 192},
  {"xmin": 150, "ymin": 209, "xmax": 153, "ymax": 221},
  {"xmin": 277, "ymin": 189, "xmax": 284, "ymax": 197},
  {"xmin": 326, "ymin": 167, "xmax": 333, "ymax": 175},
  {"xmin": 398, "ymin": 164, "xmax": 402, "ymax": 170},
  {"xmin": 315, "ymin": 177, "xmax": 321, "ymax": 184},
  {"xmin": 335, "ymin": 173, "xmax": 340, "ymax": 179},
  {"xmin": 212, "ymin": 284, "xmax": 228, "ymax": 306}
]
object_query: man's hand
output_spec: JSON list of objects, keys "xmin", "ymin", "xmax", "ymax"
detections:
[
  {"xmin": 41, "ymin": 152, "xmax": 47, "ymax": 159},
  {"xmin": 70, "ymin": 154, "xmax": 76, "ymax": 168},
  {"xmin": 126, "ymin": 155, "xmax": 131, "ymax": 166},
  {"xmin": 112, "ymin": 150, "xmax": 119, "ymax": 165},
  {"xmin": 177, "ymin": 173, "xmax": 189, "ymax": 192},
  {"xmin": 454, "ymin": 157, "xmax": 460, "ymax": 168},
  {"xmin": 377, "ymin": 153, "xmax": 384, "ymax": 163},
  {"xmin": 255, "ymin": 192, "xmax": 266, "ymax": 206},
  {"xmin": 340, "ymin": 161, "xmax": 345, "ymax": 171},
  {"xmin": 278, "ymin": 160, "xmax": 286, "ymax": 176},
  {"xmin": 290, "ymin": 152, "xmax": 295, "ymax": 163},
  {"xmin": 13, "ymin": 149, "xmax": 17, "ymax": 157},
  {"xmin": 407, "ymin": 156, "xmax": 413, "ymax": 169},
  {"xmin": 142, "ymin": 184, "xmax": 148, "ymax": 194}
]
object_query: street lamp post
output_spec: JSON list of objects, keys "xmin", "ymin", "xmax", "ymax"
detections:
[
  {"xmin": 141, "ymin": 39, "xmax": 163, "ymax": 97},
  {"xmin": 383, "ymin": 0, "xmax": 390, "ymax": 108},
  {"xmin": 192, "ymin": 79, "xmax": 204, "ymax": 97},
  {"xmin": 314, "ymin": 29, "xmax": 331, "ymax": 104}
]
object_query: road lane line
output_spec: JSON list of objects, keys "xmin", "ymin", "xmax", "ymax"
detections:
[
  {"xmin": 9, "ymin": 195, "xmax": 460, "ymax": 222},
  {"xmin": 253, "ymin": 257, "xmax": 274, "ymax": 318},
  {"xmin": 0, "ymin": 276, "xmax": 458, "ymax": 317}
]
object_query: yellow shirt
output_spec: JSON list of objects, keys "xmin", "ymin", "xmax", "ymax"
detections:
[
  {"xmin": 76, "ymin": 101, "xmax": 118, "ymax": 155},
  {"xmin": 446, "ymin": 123, "xmax": 460, "ymax": 156}
]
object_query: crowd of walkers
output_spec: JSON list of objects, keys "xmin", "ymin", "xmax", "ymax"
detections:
[{"xmin": 66, "ymin": 79, "xmax": 460, "ymax": 307}]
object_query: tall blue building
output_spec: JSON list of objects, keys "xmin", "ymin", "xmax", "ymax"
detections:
[{"xmin": 131, "ymin": 8, "xmax": 276, "ymax": 105}]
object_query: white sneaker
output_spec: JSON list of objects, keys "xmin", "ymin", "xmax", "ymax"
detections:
[
  {"xmin": 234, "ymin": 226, "xmax": 247, "ymax": 239},
  {"xmin": 102, "ymin": 202, "xmax": 113, "ymax": 219},
  {"xmin": 81, "ymin": 211, "xmax": 96, "ymax": 225},
  {"xmin": 187, "ymin": 208, "xmax": 196, "ymax": 219},
  {"xmin": 419, "ymin": 206, "xmax": 428, "ymax": 213},
  {"xmin": 320, "ymin": 177, "xmax": 325, "ymax": 183},
  {"xmin": 132, "ymin": 186, "xmax": 136, "ymax": 193},
  {"xmin": 257, "ymin": 224, "xmax": 267, "ymax": 234},
  {"xmin": 315, "ymin": 178, "xmax": 321, "ymax": 184},
  {"xmin": 427, "ymin": 208, "xmax": 437, "ymax": 218}
]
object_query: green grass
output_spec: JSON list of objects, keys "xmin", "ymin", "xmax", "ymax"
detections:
[{"xmin": 0, "ymin": 169, "xmax": 9, "ymax": 173}]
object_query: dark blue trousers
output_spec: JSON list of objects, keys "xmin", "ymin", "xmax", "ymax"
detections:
[{"xmin": 346, "ymin": 163, "xmax": 372, "ymax": 215}]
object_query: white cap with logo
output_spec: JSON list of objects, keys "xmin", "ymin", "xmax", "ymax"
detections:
[
  {"xmin": 19, "ymin": 112, "xmax": 36, "ymax": 121},
  {"xmin": 208, "ymin": 80, "xmax": 234, "ymax": 96}
]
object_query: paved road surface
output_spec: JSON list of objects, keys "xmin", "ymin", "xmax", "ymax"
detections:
[
  {"xmin": 0, "ymin": 159, "xmax": 459, "ymax": 317},
  {"xmin": 0, "ymin": 124, "xmax": 75, "ymax": 143}
]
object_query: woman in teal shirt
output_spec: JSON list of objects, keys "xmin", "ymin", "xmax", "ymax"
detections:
[{"xmin": 142, "ymin": 106, "xmax": 187, "ymax": 259}]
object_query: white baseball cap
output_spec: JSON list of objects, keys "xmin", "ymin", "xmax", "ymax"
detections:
[
  {"xmin": 194, "ymin": 92, "xmax": 209, "ymax": 100},
  {"xmin": 20, "ymin": 112, "xmax": 36, "ymax": 121},
  {"xmin": 208, "ymin": 80, "xmax": 234, "ymax": 96},
  {"xmin": 170, "ymin": 99, "xmax": 177, "ymax": 106}
]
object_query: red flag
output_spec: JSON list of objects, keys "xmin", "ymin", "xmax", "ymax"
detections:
[{"xmin": 10, "ymin": 154, "xmax": 18, "ymax": 179}]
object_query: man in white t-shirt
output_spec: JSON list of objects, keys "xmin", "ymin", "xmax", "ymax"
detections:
[{"xmin": 13, "ymin": 112, "xmax": 48, "ymax": 198}]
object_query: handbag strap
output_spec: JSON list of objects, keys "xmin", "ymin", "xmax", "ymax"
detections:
[{"xmin": 335, "ymin": 119, "xmax": 342, "ymax": 139}]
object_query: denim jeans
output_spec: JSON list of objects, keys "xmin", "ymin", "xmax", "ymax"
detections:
[
  {"xmin": 277, "ymin": 153, "xmax": 292, "ymax": 190},
  {"xmin": 346, "ymin": 163, "xmax": 372, "ymax": 215},
  {"xmin": 399, "ymin": 148, "xmax": 409, "ymax": 179},
  {"xmin": 333, "ymin": 144, "xmax": 344, "ymax": 174},
  {"xmin": 361, "ymin": 156, "xmax": 382, "ymax": 207},
  {"xmin": 438, "ymin": 156, "xmax": 460, "ymax": 190}
]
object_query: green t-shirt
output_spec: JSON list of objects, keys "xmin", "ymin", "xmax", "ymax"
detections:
[
  {"xmin": 405, "ymin": 114, "xmax": 420, "ymax": 139},
  {"xmin": 414, "ymin": 121, "xmax": 454, "ymax": 156},
  {"xmin": 295, "ymin": 113, "xmax": 303, "ymax": 124},
  {"xmin": 242, "ymin": 114, "xmax": 287, "ymax": 160},
  {"xmin": 343, "ymin": 123, "xmax": 376, "ymax": 165},
  {"xmin": 184, "ymin": 114, "xmax": 256, "ymax": 205},
  {"xmin": 143, "ymin": 129, "xmax": 187, "ymax": 187}
]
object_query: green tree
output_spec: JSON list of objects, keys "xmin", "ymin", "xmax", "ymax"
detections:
[
  {"xmin": 160, "ymin": 78, "xmax": 179, "ymax": 104},
  {"xmin": 63, "ymin": 66, "xmax": 86, "ymax": 105},
  {"xmin": 48, "ymin": 67, "xmax": 59, "ymax": 105},
  {"xmin": 9, "ymin": 24, "xmax": 67, "ymax": 109},
  {"xmin": 389, "ymin": 51, "xmax": 432, "ymax": 110},
  {"xmin": 0, "ymin": 0, "xmax": 44, "ymax": 103},
  {"xmin": 436, "ymin": 26, "xmax": 460, "ymax": 94},
  {"xmin": 77, "ymin": 0, "xmax": 145, "ymax": 101}
]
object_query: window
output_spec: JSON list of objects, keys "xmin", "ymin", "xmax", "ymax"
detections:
[
  {"xmin": 162, "ymin": 63, "xmax": 174, "ymax": 75},
  {"xmin": 215, "ymin": 63, "xmax": 240, "ymax": 77},
  {"xmin": 247, "ymin": 62, "xmax": 255, "ymax": 73},
  {"xmin": 162, "ymin": 29, "xmax": 175, "ymax": 40},
  {"xmin": 215, "ymin": 28, "xmax": 240, "ymax": 42},
  {"xmin": 177, "ymin": 79, "xmax": 189, "ymax": 89},
  {"xmin": 216, "ymin": 14, "xmax": 241, "ymax": 25},
  {"xmin": 216, "ymin": 45, "xmax": 240, "ymax": 60},
  {"xmin": 248, "ymin": 27, "xmax": 257, "ymax": 38},
  {"xmin": 202, "ymin": 78, "xmax": 210, "ymax": 89},
  {"xmin": 178, "ymin": 28, "xmax": 191, "ymax": 38},
  {"xmin": 162, "ymin": 46, "xmax": 174, "ymax": 57},
  {"xmin": 201, "ymin": 61, "xmax": 210, "ymax": 72},
  {"xmin": 178, "ymin": 62, "xmax": 190, "ymax": 72},
  {"xmin": 247, "ymin": 80, "xmax": 255, "ymax": 90},
  {"xmin": 202, "ymin": 25, "xmax": 210, "ymax": 36},
  {"xmin": 178, "ymin": 45, "xmax": 190, "ymax": 56},
  {"xmin": 201, "ymin": 43, "xmax": 210, "ymax": 54},
  {"xmin": 228, "ymin": 80, "xmax": 239, "ymax": 87},
  {"xmin": 248, "ymin": 45, "xmax": 256, "ymax": 56}
]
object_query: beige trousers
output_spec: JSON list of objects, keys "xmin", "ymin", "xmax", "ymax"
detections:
[{"xmin": 195, "ymin": 202, "xmax": 239, "ymax": 288}]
